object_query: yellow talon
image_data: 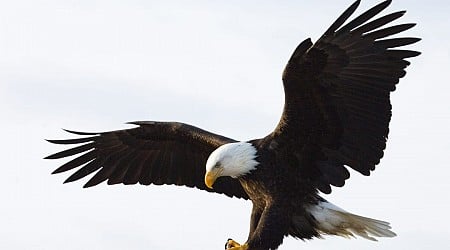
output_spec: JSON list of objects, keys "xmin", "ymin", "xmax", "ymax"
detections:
[
  {"xmin": 228, "ymin": 244, "xmax": 248, "ymax": 250},
  {"xmin": 225, "ymin": 239, "xmax": 248, "ymax": 250}
]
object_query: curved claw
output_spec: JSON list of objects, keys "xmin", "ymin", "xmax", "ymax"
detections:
[
  {"xmin": 225, "ymin": 239, "xmax": 248, "ymax": 250},
  {"xmin": 228, "ymin": 245, "xmax": 248, "ymax": 250}
]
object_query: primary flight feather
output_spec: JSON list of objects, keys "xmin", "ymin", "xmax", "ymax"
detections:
[{"xmin": 46, "ymin": 1, "xmax": 420, "ymax": 249}]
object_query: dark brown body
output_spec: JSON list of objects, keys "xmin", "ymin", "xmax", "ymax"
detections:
[
  {"xmin": 238, "ymin": 139, "xmax": 321, "ymax": 249},
  {"xmin": 45, "ymin": 1, "xmax": 419, "ymax": 250}
]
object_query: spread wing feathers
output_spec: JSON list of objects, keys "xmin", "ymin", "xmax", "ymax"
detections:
[
  {"xmin": 277, "ymin": 0, "xmax": 420, "ymax": 193},
  {"xmin": 45, "ymin": 121, "xmax": 249, "ymax": 199}
]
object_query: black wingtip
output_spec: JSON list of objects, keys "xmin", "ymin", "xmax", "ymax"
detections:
[
  {"xmin": 63, "ymin": 171, "xmax": 84, "ymax": 184},
  {"xmin": 126, "ymin": 121, "xmax": 153, "ymax": 126},
  {"xmin": 353, "ymin": 10, "xmax": 407, "ymax": 35},
  {"xmin": 45, "ymin": 136, "xmax": 97, "ymax": 145},
  {"xmin": 407, "ymin": 23, "xmax": 417, "ymax": 29},
  {"xmin": 323, "ymin": 0, "xmax": 361, "ymax": 35},
  {"xmin": 45, "ymin": 154, "xmax": 60, "ymax": 160},
  {"xmin": 364, "ymin": 23, "xmax": 418, "ymax": 40},
  {"xmin": 63, "ymin": 129, "xmax": 98, "ymax": 136},
  {"xmin": 377, "ymin": 0, "xmax": 393, "ymax": 9},
  {"xmin": 376, "ymin": 37, "xmax": 421, "ymax": 49},
  {"xmin": 83, "ymin": 177, "xmax": 99, "ymax": 188},
  {"xmin": 382, "ymin": 0, "xmax": 392, "ymax": 6},
  {"xmin": 82, "ymin": 182, "xmax": 94, "ymax": 188},
  {"xmin": 51, "ymin": 169, "xmax": 62, "ymax": 174},
  {"xmin": 44, "ymin": 143, "xmax": 95, "ymax": 160},
  {"xmin": 337, "ymin": 0, "xmax": 393, "ymax": 34},
  {"xmin": 125, "ymin": 121, "xmax": 140, "ymax": 126},
  {"xmin": 63, "ymin": 177, "xmax": 75, "ymax": 184},
  {"xmin": 52, "ymin": 165, "xmax": 70, "ymax": 174}
]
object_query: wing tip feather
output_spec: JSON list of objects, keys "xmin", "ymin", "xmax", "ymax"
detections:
[
  {"xmin": 323, "ymin": 0, "xmax": 361, "ymax": 35},
  {"xmin": 83, "ymin": 181, "xmax": 96, "ymax": 188},
  {"xmin": 63, "ymin": 129, "xmax": 98, "ymax": 136}
]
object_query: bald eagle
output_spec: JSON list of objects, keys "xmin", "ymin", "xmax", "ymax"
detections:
[{"xmin": 46, "ymin": 0, "xmax": 419, "ymax": 249}]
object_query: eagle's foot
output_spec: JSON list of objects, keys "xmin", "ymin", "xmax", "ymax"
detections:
[
  {"xmin": 225, "ymin": 238, "xmax": 248, "ymax": 250},
  {"xmin": 227, "ymin": 245, "xmax": 249, "ymax": 250}
]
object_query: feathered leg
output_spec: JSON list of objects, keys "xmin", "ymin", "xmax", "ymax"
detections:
[{"xmin": 226, "ymin": 205, "xmax": 262, "ymax": 249}]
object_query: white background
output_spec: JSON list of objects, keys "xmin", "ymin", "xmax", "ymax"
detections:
[{"xmin": 1, "ymin": 0, "xmax": 449, "ymax": 249}]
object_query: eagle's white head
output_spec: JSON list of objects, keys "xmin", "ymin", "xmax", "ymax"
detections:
[{"xmin": 204, "ymin": 142, "xmax": 259, "ymax": 189}]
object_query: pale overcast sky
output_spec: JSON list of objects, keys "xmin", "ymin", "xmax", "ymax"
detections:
[{"xmin": 1, "ymin": 0, "xmax": 449, "ymax": 249}]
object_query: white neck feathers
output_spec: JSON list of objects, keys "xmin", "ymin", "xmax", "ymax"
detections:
[{"xmin": 206, "ymin": 142, "xmax": 259, "ymax": 178}]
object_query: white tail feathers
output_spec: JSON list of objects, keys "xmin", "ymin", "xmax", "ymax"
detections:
[{"xmin": 307, "ymin": 201, "xmax": 397, "ymax": 241}]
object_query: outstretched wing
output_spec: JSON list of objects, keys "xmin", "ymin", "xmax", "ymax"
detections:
[
  {"xmin": 272, "ymin": 0, "xmax": 420, "ymax": 193},
  {"xmin": 45, "ymin": 121, "xmax": 249, "ymax": 199}
]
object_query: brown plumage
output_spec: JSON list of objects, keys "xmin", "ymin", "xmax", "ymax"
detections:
[
  {"xmin": 46, "ymin": 122, "xmax": 248, "ymax": 199},
  {"xmin": 46, "ymin": 1, "xmax": 419, "ymax": 249}
]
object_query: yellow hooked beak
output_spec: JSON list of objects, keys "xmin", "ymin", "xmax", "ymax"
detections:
[{"xmin": 204, "ymin": 168, "xmax": 221, "ymax": 189}]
